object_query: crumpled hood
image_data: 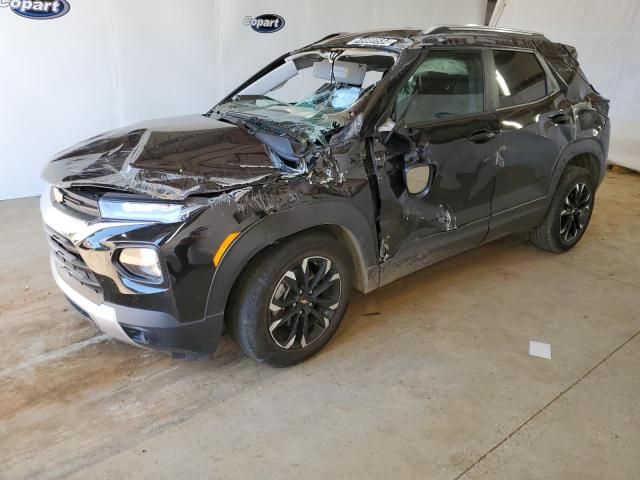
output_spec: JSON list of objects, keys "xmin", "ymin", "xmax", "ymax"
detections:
[{"xmin": 42, "ymin": 114, "xmax": 286, "ymax": 199}]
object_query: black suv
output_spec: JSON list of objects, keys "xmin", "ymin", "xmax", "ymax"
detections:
[{"xmin": 41, "ymin": 26, "xmax": 610, "ymax": 366}]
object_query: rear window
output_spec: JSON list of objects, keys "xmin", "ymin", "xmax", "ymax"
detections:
[{"xmin": 492, "ymin": 50, "xmax": 547, "ymax": 108}]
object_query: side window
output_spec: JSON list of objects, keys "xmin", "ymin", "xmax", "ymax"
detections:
[
  {"xmin": 393, "ymin": 50, "xmax": 484, "ymax": 125},
  {"xmin": 492, "ymin": 50, "xmax": 547, "ymax": 108}
]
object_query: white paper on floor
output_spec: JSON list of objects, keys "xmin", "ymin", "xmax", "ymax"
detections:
[{"xmin": 529, "ymin": 341, "xmax": 552, "ymax": 359}]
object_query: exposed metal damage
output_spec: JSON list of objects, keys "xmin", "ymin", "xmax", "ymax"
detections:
[
  {"xmin": 41, "ymin": 115, "xmax": 286, "ymax": 200},
  {"xmin": 494, "ymin": 145, "xmax": 506, "ymax": 168},
  {"xmin": 437, "ymin": 204, "xmax": 457, "ymax": 232},
  {"xmin": 41, "ymin": 25, "xmax": 609, "ymax": 231}
]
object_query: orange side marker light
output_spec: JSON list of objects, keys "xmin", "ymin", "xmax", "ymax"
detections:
[{"xmin": 213, "ymin": 232, "xmax": 240, "ymax": 267}]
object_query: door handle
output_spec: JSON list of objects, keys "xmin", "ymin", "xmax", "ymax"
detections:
[
  {"xmin": 550, "ymin": 112, "xmax": 572, "ymax": 125},
  {"xmin": 468, "ymin": 129, "xmax": 496, "ymax": 143}
]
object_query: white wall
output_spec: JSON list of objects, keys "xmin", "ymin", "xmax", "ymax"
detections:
[
  {"xmin": 491, "ymin": 0, "xmax": 640, "ymax": 171},
  {"xmin": 108, "ymin": 0, "xmax": 221, "ymax": 125},
  {"xmin": 0, "ymin": 1, "xmax": 119, "ymax": 200},
  {"xmin": 0, "ymin": 0, "xmax": 486, "ymax": 200}
]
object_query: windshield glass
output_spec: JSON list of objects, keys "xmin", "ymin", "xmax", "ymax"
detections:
[{"xmin": 214, "ymin": 48, "xmax": 397, "ymax": 138}]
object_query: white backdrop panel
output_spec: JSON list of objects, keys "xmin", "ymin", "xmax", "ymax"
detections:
[
  {"xmin": 0, "ymin": 0, "xmax": 486, "ymax": 199},
  {"xmin": 492, "ymin": 0, "xmax": 640, "ymax": 171},
  {"xmin": 0, "ymin": 1, "xmax": 118, "ymax": 200}
]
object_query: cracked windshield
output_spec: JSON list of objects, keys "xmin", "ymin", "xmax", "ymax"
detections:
[{"xmin": 215, "ymin": 49, "xmax": 397, "ymax": 132}]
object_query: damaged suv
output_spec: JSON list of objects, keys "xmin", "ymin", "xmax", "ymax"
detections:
[{"xmin": 41, "ymin": 26, "xmax": 610, "ymax": 366}]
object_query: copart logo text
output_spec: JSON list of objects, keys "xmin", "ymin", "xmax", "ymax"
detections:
[
  {"xmin": 0, "ymin": 0, "xmax": 70, "ymax": 19},
  {"xmin": 243, "ymin": 14, "xmax": 285, "ymax": 33}
]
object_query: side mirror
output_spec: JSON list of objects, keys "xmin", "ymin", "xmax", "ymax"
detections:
[{"xmin": 404, "ymin": 164, "xmax": 432, "ymax": 196}]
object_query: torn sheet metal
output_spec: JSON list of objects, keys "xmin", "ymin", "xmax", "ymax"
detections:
[
  {"xmin": 42, "ymin": 115, "xmax": 285, "ymax": 200},
  {"xmin": 437, "ymin": 204, "xmax": 457, "ymax": 232},
  {"xmin": 371, "ymin": 114, "xmax": 500, "ymax": 262},
  {"xmin": 212, "ymin": 100, "xmax": 334, "ymax": 147},
  {"xmin": 39, "ymin": 39, "xmax": 422, "ymax": 205},
  {"xmin": 41, "ymin": 27, "xmax": 608, "ymax": 272}
]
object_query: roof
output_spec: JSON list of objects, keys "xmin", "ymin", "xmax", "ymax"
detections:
[
  {"xmin": 423, "ymin": 25, "xmax": 544, "ymax": 38},
  {"xmin": 313, "ymin": 25, "xmax": 549, "ymax": 51},
  {"xmin": 314, "ymin": 29, "xmax": 422, "ymax": 51}
]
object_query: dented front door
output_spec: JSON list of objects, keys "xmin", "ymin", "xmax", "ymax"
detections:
[
  {"xmin": 373, "ymin": 115, "xmax": 501, "ymax": 284},
  {"xmin": 371, "ymin": 48, "xmax": 501, "ymax": 284}
]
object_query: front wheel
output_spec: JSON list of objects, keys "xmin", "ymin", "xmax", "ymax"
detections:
[
  {"xmin": 227, "ymin": 231, "xmax": 352, "ymax": 367},
  {"xmin": 530, "ymin": 166, "xmax": 595, "ymax": 252}
]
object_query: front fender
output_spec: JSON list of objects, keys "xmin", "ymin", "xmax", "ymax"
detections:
[{"xmin": 204, "ymin": 194, "xmax": 379, "ymax": 320}]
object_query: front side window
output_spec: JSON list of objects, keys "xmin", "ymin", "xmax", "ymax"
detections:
[
  {"xmin": 393, "ymin": 50, "xmax": 484, "ymax": 125},
  {"xmin": 493, "ymin": 50, "xmax": 547, "ymax": 108}
]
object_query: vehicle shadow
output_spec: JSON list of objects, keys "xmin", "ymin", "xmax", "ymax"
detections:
[{"xmin": 329, "ymin": 232, "xmax": 538, "ymax": 349}]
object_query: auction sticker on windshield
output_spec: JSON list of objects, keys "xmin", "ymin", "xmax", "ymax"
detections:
[{"xmin": 347, "ymin": 37, "xmax": 397, "ymax": 47}]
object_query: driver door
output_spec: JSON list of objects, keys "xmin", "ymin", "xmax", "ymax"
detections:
[{"xmin": 372, "ymin": 48, "xmax": 502, "ymax": 285}]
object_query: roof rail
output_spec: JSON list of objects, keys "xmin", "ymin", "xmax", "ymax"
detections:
[
  {"xmin": 423, "ymin": 24, "xmax": 544, "ymax": 37},
  {"xmin": 312, "ymin": 32, "xmax": 348, "ymax": 44}
]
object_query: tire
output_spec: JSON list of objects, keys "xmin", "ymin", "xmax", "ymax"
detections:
[
  {"xmin": 530, "ymin": 166, "xmax": 595, "ymax": 253},
  {"xmin": 227, "ymin": 230, "xmax": 352, "ymax": 367}
]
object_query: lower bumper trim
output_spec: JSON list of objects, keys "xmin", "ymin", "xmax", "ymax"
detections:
[{"xmin": 51, "ymin": 258, "xmax": 140, "ymax": 348}]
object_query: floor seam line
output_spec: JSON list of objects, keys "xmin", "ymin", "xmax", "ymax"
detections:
[
  {"xmin": 452, "ymin": 329, "xmax": 640, "ymax": 480},
  {"xmin": 0, "ymin": 334, "xmax": 110, "ymax": 380}
]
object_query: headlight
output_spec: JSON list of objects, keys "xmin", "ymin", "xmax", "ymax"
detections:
[
  {"xmin": 98, "ymin": 196, "xmax": 204, "ymax": 223},
  {"xmin": 118, "ymin": 247, "xmax": 162, "ymax": 280}
]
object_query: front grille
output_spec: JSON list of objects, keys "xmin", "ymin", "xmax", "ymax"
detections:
[
  {"xmin": 46, "ymin": 226, "xmax": 103, "ymax": 296},
  {"xmin": 54, "ymin": 187, "xmax": 100, "ymax": 218}
]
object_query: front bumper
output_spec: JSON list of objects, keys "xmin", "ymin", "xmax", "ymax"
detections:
[
  {"xmin": 51, "ymin": 257, "xmax": 138, "ymax": 347},
  {"xmin": 41, "ymin": 188, "xmax": 224, "ymax": 355}
]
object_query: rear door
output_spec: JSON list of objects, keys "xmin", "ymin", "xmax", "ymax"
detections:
[{"xmin": 487, "ymin": 48, "xmax": 572, "ymax": 238}]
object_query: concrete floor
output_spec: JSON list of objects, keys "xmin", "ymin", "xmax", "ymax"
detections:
[{"xmin": 1, "ymin": 170, "xmax": 639, "ymax": 480}]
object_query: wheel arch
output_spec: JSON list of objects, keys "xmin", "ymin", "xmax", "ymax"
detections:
[
  {"xmin": 566, "ymin": 152, "xmax": 602, "ymax": 184},
  {"xmin": 204, "ymin": 199, "xmax": 379, "ymax": 321},
  {"xmin": 546, "ymin": 138, "xmax": 606, "ymax": 209}
]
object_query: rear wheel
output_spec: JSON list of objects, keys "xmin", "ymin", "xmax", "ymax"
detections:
[
  {"xmin": 228, "ymin": 231, "xmax": 352, "ymax": 367},
  {"xmin": 530, "ymin": 166, "xmax": 595, "ymax": 252}
]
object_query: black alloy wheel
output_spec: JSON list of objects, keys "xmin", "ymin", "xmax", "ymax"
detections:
[
  {"xmin": 530, "ymin": 165, "xmax": 595, "ymax": 252},
  {"xmin": 227, "ymin": 230, "xmax": 352, "ymax": 367},
  {"xmin": 268, "ymin": 256, "xmax": 342, "ymax": 350},
  {"xmin": 559, "ymin": 182, "xmax": 591, "ymax": 242}
]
